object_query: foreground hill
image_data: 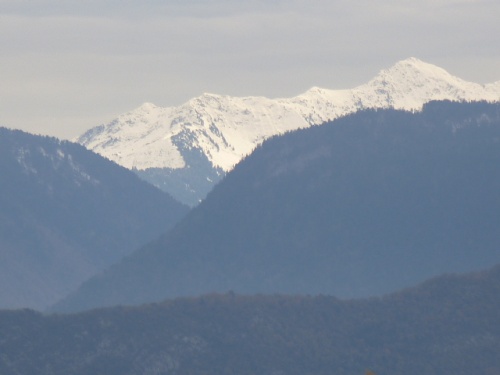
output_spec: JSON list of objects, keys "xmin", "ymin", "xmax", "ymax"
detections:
[
  {"xmin": 3, "ymin": 265, "xmax": 500, "ymax": 375},
  {"xmin": 0, "ymin": 128, "xmax": 188, "ymax": 310},
  {"xmin": 77, "ymin": 58, "xmax": 500, "ymax": 205},
  {"xmin": 54, "ymin": 101, "xmax": 500, "ymax": 312}
]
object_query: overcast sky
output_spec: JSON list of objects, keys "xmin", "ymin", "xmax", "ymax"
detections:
[{"xmin": 1, "ymin": 0, "xmax": 499, "ymax": 139}]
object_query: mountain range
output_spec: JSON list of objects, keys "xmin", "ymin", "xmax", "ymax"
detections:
[
  {"xmin": 53, "ymin": 100, "xmax": 500, "ymax": 312},
  {"xmin": 77, "ymin": 58, "xmax": 500, "ymax": 206},
  {"xmin": 2, "ymin": 60, "xmax": 500, "ymax": 374},
  {"xmin": 0, "ymin": 128, "xmax": 188, "ymax": 310},
  {"xmin": 3, "ymin": 264, "xmax": 500, "ymax": 375}
]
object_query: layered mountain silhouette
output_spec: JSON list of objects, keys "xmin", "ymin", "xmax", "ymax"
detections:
[
  {"xmin": 4, "ymin": 264, "xmax": 500, "ymax": 375},
  {"xmin": 0, "ymin": 128, "xmax": 188, "ymax": 310},
  {"xmin": 77, "ymin": 58, "xmax": 500, "ymax": 205},
  {"xmin": 53, "ymin": 100, "xmax": 500, "ymax": 312}
]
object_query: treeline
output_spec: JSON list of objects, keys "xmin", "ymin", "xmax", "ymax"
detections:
[{"xmin": 1, "ymin": 264, "xmax": 500, "ymax": 375}]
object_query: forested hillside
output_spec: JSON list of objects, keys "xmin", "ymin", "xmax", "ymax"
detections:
[
  {"xmin": 54, "ymin": 101, "xmax": 500, "ymax": 312},
  {"xmin": 2, "ymin": 265, "xmax": 500, "ymax": 375},
  {"xmin": 0, "ymin": 128, "xmax": 188, "ymax": 310}
]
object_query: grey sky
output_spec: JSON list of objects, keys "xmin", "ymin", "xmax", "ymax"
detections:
[{"xmin": 1, "ymin": 0, "xmax": 499, "ymax": 139}]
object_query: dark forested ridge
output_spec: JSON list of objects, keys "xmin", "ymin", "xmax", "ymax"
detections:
[
  {"xmin": 2, "ymin": 265, "xmax": 500, "ymax": 375},
  {"xmin": 54, "ymin": 100, "xmax": 500, "ymax": 312},
  {"xmin": 0, "ymin": 128, "xmax": 189, "ymax": 310}
]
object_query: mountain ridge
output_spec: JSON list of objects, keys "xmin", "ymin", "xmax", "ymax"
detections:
[
  {"xmin": 54, "ymin": 101, "xmax": 500, "ymax": 313},
  {"xmin": 0, "ymin": 127, "xmax": 188, "ymax": 310},
  {"xmin": 77, "ymin": 58, "xmax": 500, "ymax": 205},
  {"xmin": 4, "ymin": 263, "xmax": 500, "ymax": 375}
]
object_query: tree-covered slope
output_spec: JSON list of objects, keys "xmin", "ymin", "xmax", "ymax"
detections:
[
  {"xmin": 54, "ymin": 101, "xmax": 500, "ymax": 312},
  {"xmin": 0, "ymin": 128, "xmax": 189, "ymax": 310},
  {"xmin": 3, "ymin": 265, "xmax": 500, "ymax": 375}
]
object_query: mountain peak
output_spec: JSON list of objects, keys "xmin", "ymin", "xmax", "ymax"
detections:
[
  {"xmin": 139, "ymin": 101, "xmax": 157, "ymax": 108},
  {"xmin": 303, "ymin": 86, "xmax": 327, "ymax": 95},
  {"xmin": 133, "ymin": 102, "xmax": 159, "ymax": 113},
  {"xmin": 396, "ymin": 56, "xmax": 431, "ymax": 67},
  {"xmin": 360, "ymin": 57, "xmax": 492, "ymax": 110},
  {"xmin": 371, "ymin": 57, "xmax": 456, "ymax": 85},
  {"xmin": 77, "ymin": 58, "xmax": 500, "ymax": 205},
  {"xmin": 383, "ymin": 57, "xmax": 436, "ymax": 73}
]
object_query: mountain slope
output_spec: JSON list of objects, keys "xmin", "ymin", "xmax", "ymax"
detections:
[
  {"xmin": 0, "ymin": 128, "xmax": 188, "ymax": 310},
  {"xmin": 54, "ymin": 101, "xmax": 500, "ymax": 312},
  {"xmin": 77, "ymin": 58, "xmax": 500, "ymax": 205},
  {"xmin": 4, "ymin": 264, "xmax": 500, "ymax": 375}
]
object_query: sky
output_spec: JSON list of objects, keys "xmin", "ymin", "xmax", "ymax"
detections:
[{"xmin": 1, "ymin": 0, "xmax": 499, "ymax": 140}]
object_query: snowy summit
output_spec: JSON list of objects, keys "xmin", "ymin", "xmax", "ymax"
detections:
[{"xmin": 76, "ymin": 58, "xmax": 500, "ymax": 205}]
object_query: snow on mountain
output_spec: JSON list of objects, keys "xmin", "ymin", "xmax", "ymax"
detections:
[
  {"xmin": 486, "ymin": 80, "xmax": 500, "ymax": 94},
  {"xmin": 77, "ymin": 57, "xmax": 500, "ymax": 205},
  {"xmin": 76, "ymin": 102, "xmax": 186, "ymax": 171}
]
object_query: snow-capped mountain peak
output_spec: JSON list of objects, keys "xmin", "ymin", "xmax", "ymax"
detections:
[
  {"xmin": 76, "ymin": 58, "xmax": 500, "ymax": 205},
  {"xmin": 361, "ymin": 57, "xmax": 491, "ymax": 109}
]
